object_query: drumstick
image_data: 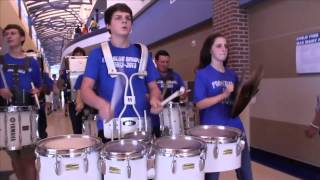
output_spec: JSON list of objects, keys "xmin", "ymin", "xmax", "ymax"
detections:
[
  {"xmin": 110, "ymin": 76, "xmax": 123, "ymax": 112},
  {"xmin": 0, "ymin": 65, "xmax": 11, "ymax": 103},
  {"xmin": 31, "ymin": 82, "xmax": 40, "ymax": 109},
  {"xmin": 0, "ymin": 65, "xmax": 8, "ymax": 88},
  {"xmin": 161, "ymin": 87, "xmax": 186, "ymax": 106}
]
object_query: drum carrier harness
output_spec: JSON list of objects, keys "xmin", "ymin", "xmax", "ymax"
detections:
[{"xmin": 0, "ymin": 55, "xmax": 34, "ymax": 106}]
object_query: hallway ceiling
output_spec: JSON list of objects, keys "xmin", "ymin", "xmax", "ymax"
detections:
[{"xmin": 24, "ymin": 0, "xmax": 152, "ymax": 66}]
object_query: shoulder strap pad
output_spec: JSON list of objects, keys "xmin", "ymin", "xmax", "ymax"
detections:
[
  {"xmin": 101, "ymin": 41, "xmax": 117, "ymax": 77},
  {"xmin": 135, "ymin": 43, "xmax": 148, "ymax": 77}
]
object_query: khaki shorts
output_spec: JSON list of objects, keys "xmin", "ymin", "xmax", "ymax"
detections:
[{"xmin": 6, "ymin": 145, "xmax": 36, "ymax": 160}]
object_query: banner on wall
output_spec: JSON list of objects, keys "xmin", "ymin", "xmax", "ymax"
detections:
[{"xmin": 296, "ymin": 32, "xmax": 320, "ymax": 74}]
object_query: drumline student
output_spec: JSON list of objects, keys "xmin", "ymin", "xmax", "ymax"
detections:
[
  {"xmin": 26, "ymin": 49, "xmax": 53, "ymax": 139},
  {"xmin": 0, "ymin": 24, "xmax": 41, "ymax": 180},
  {"xmin": 193, "ymin": 33, "xmax": 253, "ymax": 180},
  {"xmin": 81, "ymin": 3, "xmax": 161, "ymax": 134},
  {"xmin": 151, "ymin": 50, "xmax": 186, "ymax": 137},
  {"xmin": 65, "ymin": 47, "xmax": 88, "ymax": 134}
]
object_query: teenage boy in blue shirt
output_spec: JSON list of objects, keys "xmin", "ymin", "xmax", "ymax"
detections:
[{"xmin": 81, "ymin": 3, "xmax": 161, "ymax": 134}]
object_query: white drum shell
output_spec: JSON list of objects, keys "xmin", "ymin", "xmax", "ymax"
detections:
[
  {"xmin": 0, "ymin": 107, "xmax": 37, "ymax": 150},
  {"xmin": 103, "ymin": 157, "xmax": 147, "ymax": 180},
  {"xmin": 160, "ymin": 103, "xmax": 184, "ymax": 136},
  {"xmin": 205, "ymin": 141, "xmax": 245, "ymax": 172},
  {"xmin": 155, "ymin": 155, "xmax": 204, "ymax": 180},
  {"xmin": 38, "ymin": 152, "xmax": 100, "ymax": 180}
]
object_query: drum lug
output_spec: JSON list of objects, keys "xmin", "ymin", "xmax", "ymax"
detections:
[
  {"xmin": 199, "ymin": 152, "xmax": 206, "ymax": 171},
  {"xmin": 83, "ymin": 152, "xmax": 89, "ymax": 173},
  {"xmin": 126, "ymin": 159, "xmax": 131, "ymax": 179},
  {"xmin": 55, "ymin": 156, "xmax": 62, "ymax": 176},
  {"xmin": 171, "ymin": 156, "xmax": 176, "ymax": 174},
  {"xmin": 98, "ymin": 157, "xmax": 106, "ymax": 175},
  {"xmin": 236, "ymin": 140, "xmax": 245, "ymax": 156},
  {"xmin": 213, "ymin": 141, "xmax": 219, "ymax": 159},
  {"xmin": 35, "ymin": 155, "xmax": 41, "ymax": 172}
]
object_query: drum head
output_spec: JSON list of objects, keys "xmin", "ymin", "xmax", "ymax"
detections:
[
  {"xmin": 187, "ymin": 125, "xmax": 242, "ymax": 143},
  {"xmin": 36, "ymin": 134, "xmax": 102, "ymax": 157},
  {"xmin": 101, "ymin": 139, "xmax": 146, "ymax": 160},
  {"xmin": 123, "ymin": 131, "xmax": 152, "ymax": 143},
  {"xmin": 154, "ymin": 135, "xmax": 205, "ymax": 157}
]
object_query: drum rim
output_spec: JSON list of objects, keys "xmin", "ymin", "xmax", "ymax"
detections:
[
  {"xmin": 0, "ymin": 105, "xmax": 36, "ymax": 112},
  {"xmin": 154, "ymin": 135, "xmax": 206, "ymax": 157},
  {"xmin": 123, "ymin": 130, "xmax": 152, "ymax": 144},
  {"xmin": 186, "ymin": 125, "xmax": 243, "ymax": 143},
  {"xmin": 100, "ymin": 139, "xmax": 147, "ymax": 160},
  {"xmin": 35, "ymin": 134, "xmax": 102, "ymax": 157}
]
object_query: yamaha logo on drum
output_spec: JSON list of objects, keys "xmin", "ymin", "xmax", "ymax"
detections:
[
  {"xmin": 223, "ymin": 149, "xmax": 233, "ymax": 155},
  {"xmin": 123, "ymin": 120, "xmax": 136, "ymax": 126},
  {"xmin": 9, "ymin": 117, "xmax": 16, "ymax": 142}
]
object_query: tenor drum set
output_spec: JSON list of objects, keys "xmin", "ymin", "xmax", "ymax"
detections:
[{"xmin": 0, "ymin": 55, "xmax": 248, "ymax": 180}]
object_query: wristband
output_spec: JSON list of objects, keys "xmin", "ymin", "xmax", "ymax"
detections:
[{"xmin": 310, "ymin": 122, "xmax": 320, "ymax": 130}]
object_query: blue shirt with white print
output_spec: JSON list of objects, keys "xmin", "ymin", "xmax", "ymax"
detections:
[
  {"xmin": 84, "ymin": 42, "xmax": 159, "ymax": 120},
  {"xmin": 193, "ymin": 65, "xmax": 244, "ymax": 131}
]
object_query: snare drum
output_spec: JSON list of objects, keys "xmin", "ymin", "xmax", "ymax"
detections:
[
  {"xmin": 154, "ymin": 135, "xmax": 206, "ymax": 180},
  {"xmin": 186, "ymin": 125, "xmax": 245, "ymax": 172},
  {"xmin": 99, "ymin": 139, "xmax": 148, "ymax": 180},
  {"xmin": 35, "ymin": 134, "xmax": 102, "ymax": 180},
  {"xmin": 160, "ymin": 102, "xmax": 184, "ymax": 136},
  {"xmin": 0, "ymin": 106, "xmax": 37, "ymax": 150}
]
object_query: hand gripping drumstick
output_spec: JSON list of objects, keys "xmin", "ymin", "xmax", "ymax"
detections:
[
  {"xmin": 161, "ymin": 87, "xmax": 186, "ymax": 107},
  {"xmin": 31, "ymin": 82, "xmax": 40, "ymax": 109}
]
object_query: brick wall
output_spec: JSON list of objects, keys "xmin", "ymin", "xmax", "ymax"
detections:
[{"xmin": 212, "ymin": 0, "xmax": 250, "ymax": 77}]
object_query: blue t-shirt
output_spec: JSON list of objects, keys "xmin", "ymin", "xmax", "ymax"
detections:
[
  {"xmin": 193, "ymin": 65, "xmax": 244, "ymax": 131},
  {"xmin": 151, "ymin": 70, "xmax": 185, "ymax": 128},
  {"xmin": 84, "ymin": 42, "xmax": 159, "ymax": 118},
  {"xmin": 0, "ymin": 54, "xmax": 41, "ymax": 90},
  {"xmin": 74, "ymin": 74, "xmax": 83, "ymax": 90},
  {"xmin": 156, "ymin": 70, "xmax": 184, "ymax": 96}
]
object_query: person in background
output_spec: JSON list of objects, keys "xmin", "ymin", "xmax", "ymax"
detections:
[
  {"xmin": 81, "ymin": 24, "xmax": 88, "ymax": 35},
  {"xmin": 305, "ymin": 96, "xmax": 320, "ymax": 138},
  {"xmin": 193, "ymin": 33, "xmax": 253, "ymax": 180},
  {"xmin": 89, "ymin": 17, "xmax": 98, "ymax": 32},
  {"xmin": 52, "ymin": 74, "xmax": 60, "ymax": 111},
  {"xmin": 151, "ymin": 50, "xmax": 186, "ymax": 137},
  {"xmin": 74, "ymin": 24, "xmax": 81, "ymax": 39},
  {"xmin": 26, "ymin": 49, "xmax": 53, "ymax": 139},
  {"xmin": 0, "ymin": 24, "xmax": 41, "ymax": 180}
]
